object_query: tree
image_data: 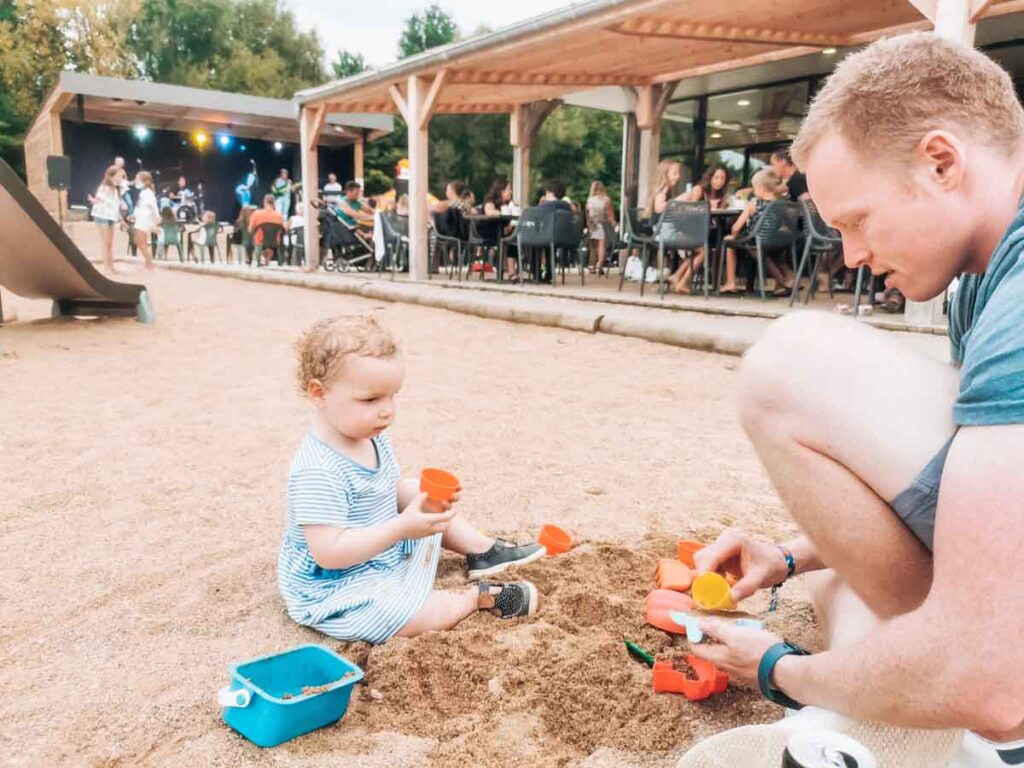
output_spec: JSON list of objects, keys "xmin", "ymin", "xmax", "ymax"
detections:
[
  {"xmin": 126, "ymin": 0, "xmax": 325, "ymax": 98},
  {"xmin": 534, "ymin": 106, "xmax": 623, "ymax": 206},
  {"xmin": 331, "ymin": 50, "xmax": 366, "ymax": 79},
  {"xmin": 397, "ymin": 3, "xmax": 457, "ymax": 58}
]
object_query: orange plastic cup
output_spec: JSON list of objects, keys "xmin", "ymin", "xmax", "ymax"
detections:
[
  {"xmin": 676, "ymin": 540, "xmax": 705, "ymax": 568},
  {"xmin": 420, "ymin": 468, "xmax": 460, "ymax": 512},
  {"xmin": 538, "ymin": 524, "xmax": 571, "ymax": 556},
  {"xmin": 691, "ymin": 572, "xmax": 737, "ymax": 611}
]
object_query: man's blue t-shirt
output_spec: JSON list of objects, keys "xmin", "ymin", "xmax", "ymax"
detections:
[{"xmin": 949, "ymin": 201, "xmax": 1024, "ymax": 425}]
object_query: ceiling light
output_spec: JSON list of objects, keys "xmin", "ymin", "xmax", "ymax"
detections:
[
  {"xmin": 737, "ymin": 99, "xmax": 751, "ymax": 107},
  {"xmin": 712, "ymin": 119, "xmax": 722, "ymax": 127},
  {"xmin": 822, "ymin": 47, "xmax": 837, "ymax": 55},
  {"xmin": 273, "ymin": 141, "xmax": 284, "ymax": 151},
  {"xmin": 710, "ymin": 132, "xmax": 722, "ymax": 139},
  {"xmin": 132, "ymin": 125, "xmax": 149, "ymax": 141}
]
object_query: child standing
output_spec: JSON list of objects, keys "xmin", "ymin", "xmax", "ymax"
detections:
[
  {"xmin": 586, "ymin": 181, "xmax": 616, "ymax": 276},
  {"xmin": 279, "ymin": 316, "xmax": 545, "ymax": 643},
  {"xmin": 719, "ymin": 169, "xmax": 791, "ymax": 295}
]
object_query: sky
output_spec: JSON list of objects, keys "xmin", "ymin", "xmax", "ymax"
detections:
[{"xmin": 288, "ymin": 0, "xmax": 570, "ymax": 69}]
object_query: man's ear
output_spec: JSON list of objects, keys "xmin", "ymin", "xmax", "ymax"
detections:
[
  {"xmin": 917, "ymin": 130, "xmax": 965, "ymax": 191},
  {"xmin": 307, "ymin": 378, "xmax": 326, "ymax": 406}
]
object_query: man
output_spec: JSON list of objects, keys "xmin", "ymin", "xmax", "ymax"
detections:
[
  {"xmin": 333, "ymin": 181, "xmax": 374, "ymax": 228},
  {"xmin": 272, "ymin": 168, "xmax": 293, "ymax": 219},
  {"xmin": 689, "ymin": 33, "xmax": 1024, "ymax": 764},
  {"xmin": 170, "ymin": 175, "xmax": 194, "ymax": 220},
  {"xmin": 248, "ymin": 193, "xmax": 285, "ymax": 265},
  {"xmin": 769, "ymin": 149, "xmax": 809, "ymax": 202},
  {"xmin": 539, "ymin": 178, "xmax": 572, "ymax": 212},
  {"xmin": 322, "ymin": 172, "xmax": 343, "ymax": 207}
]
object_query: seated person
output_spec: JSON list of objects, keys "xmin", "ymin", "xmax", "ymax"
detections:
[
  {"xmin": 720, "ymin": 170, "xmax": 792, "ymax": 296},
  {"xmin": 431, "ymin": 180, "xmax": 471, "ymax": 215},
  {"xmin": 332, "ymin": 181, "xmax": 374, "ymax": 229},
  {"xmin": 539, "ymin": 179, "xmax": 572, "ymax": 212},
  {"xmin": 685, "ymin": 164, "xmax": 732, "ymax": 210},
  {"xmin": 280, "ymin": 315, "xmax": 543, "ymax": 643},
  {"xmin": 249, "ymin": 194, "xmax": 285, "ymax": 264}
]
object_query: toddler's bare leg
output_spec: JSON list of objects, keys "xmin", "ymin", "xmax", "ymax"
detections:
[
  {"xmin": 441, "ymin": 514, "xmax": 494, "ymax": 555},
  {"xmin": 394, "ymin": 587, "xmax": 479, "ymax": 636}
]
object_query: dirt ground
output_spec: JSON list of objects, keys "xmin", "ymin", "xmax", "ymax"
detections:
[{"xmin": 0, "ymin": 266, "xmax": 815, "ymax": 768}]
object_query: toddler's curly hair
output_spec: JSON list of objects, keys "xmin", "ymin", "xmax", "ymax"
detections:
[{"xmin": 295, "ymin": 315, "xmax": 398, "ymax": 394}]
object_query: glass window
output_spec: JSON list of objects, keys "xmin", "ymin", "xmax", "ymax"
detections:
[
  {"xmin": 705, "ymin": 81, "xmax": 809, "ymax": 151},
  {"xmin": 660, "ymin": 99, "xmax": 698, "ymax": 186}
]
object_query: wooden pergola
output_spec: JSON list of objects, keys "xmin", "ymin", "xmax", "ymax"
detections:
[{"xmin": 295, "ymin": 0, "xmax": 1021, "ymax": 324}]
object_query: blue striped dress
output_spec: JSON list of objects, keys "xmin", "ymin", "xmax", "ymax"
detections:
[{"xmin": 277, "ymin": 431, "xmax": 441, "ymax": 643}]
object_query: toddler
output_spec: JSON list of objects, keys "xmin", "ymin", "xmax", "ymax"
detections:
[
  {"xmin": 719, "ymin": 169, "xmax": 792, "ymax": 295},
  {"xmin": 278, "ymin": 316, "xmax": 544, "ymax": 643}
]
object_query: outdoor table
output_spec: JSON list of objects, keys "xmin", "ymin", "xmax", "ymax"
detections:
[{"xmin": 463, "ymin": 213, "xmax": 518, "ymax": 281}]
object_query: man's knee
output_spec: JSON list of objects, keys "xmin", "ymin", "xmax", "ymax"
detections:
[{"xmin": 738, "ymin": 312, "xmax": 842, "ymax": 434}]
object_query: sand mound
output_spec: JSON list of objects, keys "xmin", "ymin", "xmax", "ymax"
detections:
[{"xmin": 332, "ymin": 536, "xmax": 819, "ymax": 766}]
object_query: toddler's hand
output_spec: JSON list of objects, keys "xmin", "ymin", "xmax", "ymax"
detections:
[{"xmin": 399, "ymin": 492, "xmax": 456, "ymax": 539}]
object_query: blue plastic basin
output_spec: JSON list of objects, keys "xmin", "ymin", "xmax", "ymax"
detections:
[{"xmin": 221, "ymin": 644, "xmax": 364, "ymax": 747}]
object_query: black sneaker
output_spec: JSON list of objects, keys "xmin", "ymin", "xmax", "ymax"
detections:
[
  {"xmin": 466, "ymin": 539, "xmax": 545, "ymax": 580},
  {"xmin": 479, "ymin": 581, "xmax": 539, "ymax": 619}
]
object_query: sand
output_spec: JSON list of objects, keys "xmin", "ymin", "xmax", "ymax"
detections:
[{"xmin": 0, "ymin": 267, "xmax": 813, "ymax": 767}]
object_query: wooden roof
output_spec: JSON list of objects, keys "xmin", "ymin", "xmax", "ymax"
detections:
[{"xmin": 295, "ymin": 0, "xmax": 1024, "ymax": 114}]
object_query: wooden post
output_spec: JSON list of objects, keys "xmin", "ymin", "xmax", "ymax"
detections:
[
  {"xmin": 353, "ymin": 131, "xmax": 365, "ymax": 187},
  {"xmin": 905, "ymin": 0, "xmax": 976, "ymax": 325},
  {"xmin": 634, "ymin": 81, "xmax": 678, "ymax": 211},
  {"xmin": 620, "ymin": 112, "xmax": 639, "ymax": 224},
  {"xmin": 299, "ymin": 105, "xmax": 321, "ymax": 271},
  {"xmin": 510, "ymin": 100, "xmax": 561, "ymax": 208}
]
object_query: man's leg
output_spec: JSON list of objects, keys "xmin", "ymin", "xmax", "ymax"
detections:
[{"xmin": 738, "ymin": 312, "xmax": 958, "ymax": 618}]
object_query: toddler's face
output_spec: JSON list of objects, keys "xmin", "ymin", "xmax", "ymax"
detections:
[{"xmin": 314, "ymin": 354, "xmax": 404, "ymax": 440}]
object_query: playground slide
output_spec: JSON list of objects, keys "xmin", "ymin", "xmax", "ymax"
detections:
[{"xmin": 0, "ymin": 158, "xmax": 154, "ymax": 323}]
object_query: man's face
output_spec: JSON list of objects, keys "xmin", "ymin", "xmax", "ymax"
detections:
[
  {"xmin": 770, "ymin": 157, "xmax": 790, "ymax": 179},
  {"xmin": 178, "ymin": 177, "xmax": 186, "ymax": 188},
  {"xmin": 805, "ymin": 132, "xmax": 974, "ymax": 302},
  {"xmin": 346, "ymin": 187, "xmax": 361, "ymax": 201},
  {"xmin": 328, "ymin": 174, "xmax": 337, "ymax": 183}
]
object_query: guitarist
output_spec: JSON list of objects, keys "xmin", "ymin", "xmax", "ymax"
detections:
[{"xmin": 272, "ymin": 168, "xmax": 297, "ymax": 219}]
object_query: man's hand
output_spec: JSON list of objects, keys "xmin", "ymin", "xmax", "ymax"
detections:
[
  {"xmin": 689, "ymin": 618, "xmax": 783, "ymax": 687},
  {"xmin": 398, "ymin": 492, "xmax": 456, "ymax": 539},
  {"xmin": 694, "ymin": 529, "xmax": 790, "ymax": 602}
]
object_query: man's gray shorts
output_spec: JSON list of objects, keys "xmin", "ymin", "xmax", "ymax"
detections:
[{"xmin": 889, "ymin": 433, "xmax": 957, "ymax": 552}]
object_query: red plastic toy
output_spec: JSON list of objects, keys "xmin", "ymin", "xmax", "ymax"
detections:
[
  {"xmin": 645, "ymin": 589, "xmax": 696, "ymax": 634},
  {"xmin": 652, "ymin": 655, "xmax": 729, "ymax": 701}
]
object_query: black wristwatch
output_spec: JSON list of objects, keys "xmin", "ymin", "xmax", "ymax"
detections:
[{"xmin": 758, "ymin": 641, "xmax": 810, "ymax": 710}]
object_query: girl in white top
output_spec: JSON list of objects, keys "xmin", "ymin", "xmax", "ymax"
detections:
[
  {"xmin": 130, "ymin": 171, "xmax": 158, "ymax": 270},
  {"xmin": 585, "ymin": 180, "xmax": 616, "ymax": 276},
  {"xmin": 88, "ymin": 165, "xmax": 125, "ymax": 273}
]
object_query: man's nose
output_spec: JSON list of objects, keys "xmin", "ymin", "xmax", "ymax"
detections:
[{"xmin": 844, "ymin": 244, "xmax": 870, "ymax": 270}]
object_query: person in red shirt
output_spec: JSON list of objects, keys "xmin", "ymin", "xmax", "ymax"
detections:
[{"xmin": 248, "ymin": 194, "xmax": 285, "ymax": 264}]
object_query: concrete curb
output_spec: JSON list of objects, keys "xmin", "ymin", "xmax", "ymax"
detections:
[{"xmin": 156, "ymin": 263, "xmax": 851, "ymax": 357}]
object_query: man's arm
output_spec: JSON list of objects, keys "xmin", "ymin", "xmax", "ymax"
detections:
[
  {"xmin": 339, "ymin": 200, "xmax": 373, "ymax": 222},
  {"xmin": 774, "ymin": 425, "xmax": 1024, "ymax": 733}
]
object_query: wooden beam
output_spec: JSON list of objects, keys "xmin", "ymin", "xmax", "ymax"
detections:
[
  {"xmin": 970, "ymin": 0, "xmax": 995, "ymax": 21},
  {"xmin": 307, "ymin": 104, "xmax": 327, "ymax": 152},
  {"xmin": 905, "ymin": 0, "xmax": 938, "ymax": 21},
  {"xmin": 388, "ymin": 84, "xmax": 410, "ymax": 123},
  {"xmin": 652, "ymin": 45, "xmax": 823, "ymax": 84},
  {"xmin": 450, "ymin": 70, "xmax": 641, "ymax": 87},
  {"xmin": 418, "ymin": 69, "xmax": 448, "ymax": 131},
  {"xmin": 607, "ymin": 18, "xmax": 854, "ymax": 48}
]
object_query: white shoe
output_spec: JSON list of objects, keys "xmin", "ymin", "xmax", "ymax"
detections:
[{"xmin": 948, "ymin": 732, "xmax": 1023, "ymax": 767}]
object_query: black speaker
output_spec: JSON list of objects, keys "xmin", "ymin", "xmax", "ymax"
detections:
[{"xmin": 46, "ymin": 155, "xmax": 71, "ymax": 191}]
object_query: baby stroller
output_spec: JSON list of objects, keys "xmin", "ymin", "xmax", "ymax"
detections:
[{"xmin": 313, "ymin": 201, "xmax": 374, "ymax": 271}]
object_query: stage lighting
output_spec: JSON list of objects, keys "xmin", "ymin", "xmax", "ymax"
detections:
[
  {"xmin": 194, "ymin": 131, "xmax": 208, "ymax": 148},
  {"xmin": 273, "ymin": 141, "xmax": 283, "ymax": 152},
  {"xmin": 240, "ymin": 144, "xmax": 247, "ymax": 151},
  {"xmin": 217, "ymin": 134, "xmax": 233, "ymax": 149},
  {"xmin": 133, "ymin": 125, "xmax": 150, "ymax": 140}
]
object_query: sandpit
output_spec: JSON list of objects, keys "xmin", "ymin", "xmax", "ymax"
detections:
[{"xmin": 0, "ymin": 267, "xmax": 810, "ymax": 767}]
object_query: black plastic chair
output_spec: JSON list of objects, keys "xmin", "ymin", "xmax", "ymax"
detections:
[
  {"xmin": 618, "ymin": 207, "xmax": 657, "ymax": 292},
  {"xmin": 467, "ymin": 216, "xmax": 503, "ymax": 281},
  {"xmin": 287, "ymin": 225, "xmax": 305, "ymax": 267},
  {"xmin": 722, "ymin": 200, "xmax": 801, "ymax": 300},
  {"xmin": 790, "ymin": 198, "xmax": 843, "ymax": 306},
  {"xmin": 379, "ymin": 211, "xmax": 409, "ymax": 280},
  {"xmin": 553, "ymin": 210, "xmax": 585, "ymax": 285},
  {"xmin": 516, "ymin": 206, "xmax": 556, "ymax": 283},
  {"xmin": 431, "ymin": 208, "xmax": 469, "ymax": 280},
  {"xmin": 254, "ymin": 222, "xmax": 284, "ymax": 266},
  {"xmin": 655, "ymin": 200, "xmax": 710, "ymax": 299},
  {"xmin": 156, "ymin": 221, "xmax": 184, "ymax": 262}
]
